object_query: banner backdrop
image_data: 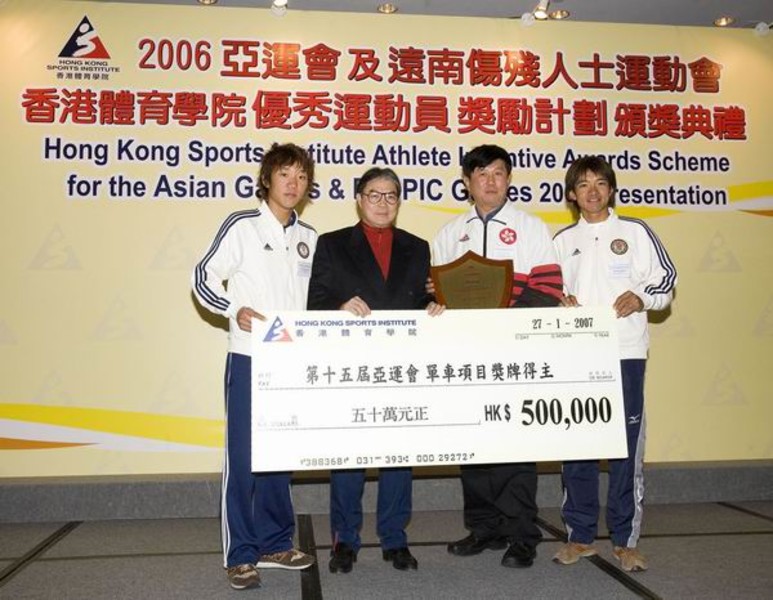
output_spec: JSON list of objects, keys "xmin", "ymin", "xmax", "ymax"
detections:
[{"xmin": 1, "ymin": 1, "xmax": 771, "ymax": 476}]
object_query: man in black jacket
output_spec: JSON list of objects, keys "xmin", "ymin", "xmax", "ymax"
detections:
[{"xmin": 308, "ymin": 166, "xmax": 443, "ymax": 574}]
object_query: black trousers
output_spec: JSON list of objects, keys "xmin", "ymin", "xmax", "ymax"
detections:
[{"xmin": 461, "ymin": 463, "xmax": 542, "ymax": 547}]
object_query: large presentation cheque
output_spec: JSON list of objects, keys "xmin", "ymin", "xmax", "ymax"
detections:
[{"xmin": 251, "ymin": 307, "xmax": 626, "ymax": 472}]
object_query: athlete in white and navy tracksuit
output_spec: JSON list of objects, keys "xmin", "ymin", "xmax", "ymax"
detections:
[
  {"xmin": 553, "ymin": 207, "xmax": 677, "ymax": 549},
  {"xmin": 433, "ymin": 201, "xmax": 563, "ymax": 550},
  {"xmin": 192, "ymin": 207, "xmax": 317, "ymax": 568},
  {"xmin": 433, "ymin": 201, "xmax": 564, "ymax": 309}
]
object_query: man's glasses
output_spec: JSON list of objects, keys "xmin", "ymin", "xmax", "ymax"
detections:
[{"xmin": 363, "ymin": 191, "xmax": 399, "ymax": 205}]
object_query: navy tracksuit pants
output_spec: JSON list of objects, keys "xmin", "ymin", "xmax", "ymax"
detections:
[
  {"xmin": 560, "ymin": 359, "xmax": 647, "ymax": 548},
  {"xmin": 330, "ymin": 467, "xmax": 412, "ymax": 552},
  {"xmin": 221, "ymin": 353, "xmax": 296, "ymax": 567}
]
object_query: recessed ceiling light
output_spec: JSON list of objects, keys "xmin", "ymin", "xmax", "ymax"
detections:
[
  {"xmin": 755, "ymin": 21, "xmax": 771, "ymax": 36},
  {"xmin": 533, "ymin": 0, "xmax": 549, "ymax": 20},
  {"xmin": 198, "ymin": 0, "xmax": 217, "ymax": 5},
  {"xmin": 550, "ymin": 10, "xmax": 570, "ymax": 20},
  {"xmin": 378, "ymin": 3, "xmax": 398, "ymax": 14},
  {"xmin": 714, "ymin": 15, "xmax": 735, "ymax": 27}
]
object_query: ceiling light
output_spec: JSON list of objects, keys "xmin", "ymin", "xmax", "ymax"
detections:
[
  {"xmin": 754, "ymin": 21, "xmax": 771, "ymax": 36},
  {"xmin": 713, "ymin": 15, "xmax": 735, "ymax": 27},
  {"xmin": 550, "ymin": 10, "xmax": 570, "ymax": 20},
  {"xmin": 197, "ymin": 0, "xmax": 217, "ymax": 5},
  {"xmin": 271, "ymin": 0, "xmax": 287, "ymax": 16},
  {"xmin": 377, "ymin": 3, "xmax": 398, "ymax": 14},
  {"xmin": 533, "ymin": 1, "xmax": 549, "ymax": 21}
]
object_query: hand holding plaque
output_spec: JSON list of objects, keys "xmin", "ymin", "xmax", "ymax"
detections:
[{"xmin": 431, "ymin": 251, "xmax": 513, "ymax": 309}]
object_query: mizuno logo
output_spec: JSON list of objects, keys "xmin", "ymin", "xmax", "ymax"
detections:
[
  {"xmin": 628, "ymin": 414, "xmax": 641, "ymax": 425},
  {"xmin": 264, "ymin": 243, "xmax": 273, "ymax": 251},
  {"xmin": 572, "ymin": 248, "xmax": 581, "ymax": 256}
]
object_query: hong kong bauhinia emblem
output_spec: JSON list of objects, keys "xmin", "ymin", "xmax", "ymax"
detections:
[{"xmin": 499, "ymin": 228, "xmax": 517, "ymax": 245}]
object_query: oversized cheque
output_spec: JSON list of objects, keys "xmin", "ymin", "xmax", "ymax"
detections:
[{"xmin": 251, "ymin": 307, "xmax": 627, "ymax": 472}]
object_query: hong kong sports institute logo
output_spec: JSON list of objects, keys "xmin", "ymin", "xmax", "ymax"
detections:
[
  {"xmin": 59, "ymin": 16, "xmax": 111, "ymax": 59},
  {"xmin": 48, "ymin": 16, "xmax": 120, "ymax": 80},
  {"xmin": 263, "ymin": 317, "xmax": 293, "ymax": 342}
]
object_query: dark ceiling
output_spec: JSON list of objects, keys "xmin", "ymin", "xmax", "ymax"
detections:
[{"xmin": 105, "ymin": 0, "xmax": 773, "ymax": 30}]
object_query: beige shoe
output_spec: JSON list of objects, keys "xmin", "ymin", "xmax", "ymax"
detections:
[
  {"xmin": 613, "ymin": 546, "xmax": 648, "ymax": 572},
  {"xmin": 552, "ymin": 542, "xmax": 598, "ymax": 565}
]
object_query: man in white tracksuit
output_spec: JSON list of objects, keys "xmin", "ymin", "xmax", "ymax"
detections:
[
  {"xmin": 192, "ymin": 143, "xmax": 317, "ymax": 590},
  {"xmin": 435, "ymin": 144, "xmax": 564, "ymax": 569},
  {"xmin": 552, "ymin": 155, "xmax": 677, "ymax": 572}
]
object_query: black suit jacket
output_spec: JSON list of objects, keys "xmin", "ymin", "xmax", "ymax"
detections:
[{"xmin": 307, "ymin": 223, "xmax": 432, "ymax": 311}]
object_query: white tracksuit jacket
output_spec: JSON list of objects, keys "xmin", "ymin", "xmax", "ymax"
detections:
[
  {"xmin": 192, "ymin": 207, "xmax": 317, "ymax": 356},
  {"xmin": 433, "ymin": 202, "xmax": 563, "ymax": 305},
  {"xmin": 553, "ymin": 209, "xmax": 677, "ymax": 359}
]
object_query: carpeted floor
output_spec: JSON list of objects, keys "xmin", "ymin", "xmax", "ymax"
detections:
[{"xmin": 1, "ymin": 501, "xmax": 772, "ymax": 599}]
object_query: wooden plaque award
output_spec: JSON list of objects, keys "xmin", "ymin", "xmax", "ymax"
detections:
[{"xmin": 431, "ymin": 251, "xmax": 513, "ymax": 309}]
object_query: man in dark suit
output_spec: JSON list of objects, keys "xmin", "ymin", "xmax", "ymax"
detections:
[{"xmin": 307, "ymin": 166, "xmax": 443, "ymax": 574}]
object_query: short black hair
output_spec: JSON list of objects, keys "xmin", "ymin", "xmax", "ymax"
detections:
[
  {"xmin": 564, "ymin": 155, "xmax": 617, "ymax": 203},
  {"xmin": 355, "ymin": 167, "xmax": 402, "ymax": 197},
  {"xmin": 461, "ymin": 145, "xmax": 513, "ymax": 178},
  {"xmin": 258, "ymin": 142, "xmax": 315, "ymax": 206}
]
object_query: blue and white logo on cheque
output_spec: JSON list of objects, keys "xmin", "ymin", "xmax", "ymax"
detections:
[{"xmin": 263, "ymin": 317, "xmax": 292, "ymax": 342}]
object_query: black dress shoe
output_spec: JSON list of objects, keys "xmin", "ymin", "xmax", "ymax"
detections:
[
  {"xmin": 501, "ymin": 541, "xmax": 537, "ymax": 568},
  {"xmin": 382, "ymin": 547, "xmax": 418, "ymax": 570},
  {"xmin": 447, "ymin": 533, "xmax": 508, "ymax": 556},
  {"xmin": 329, "ymin": 543, "xmax": 357, "ymax": 574}
]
